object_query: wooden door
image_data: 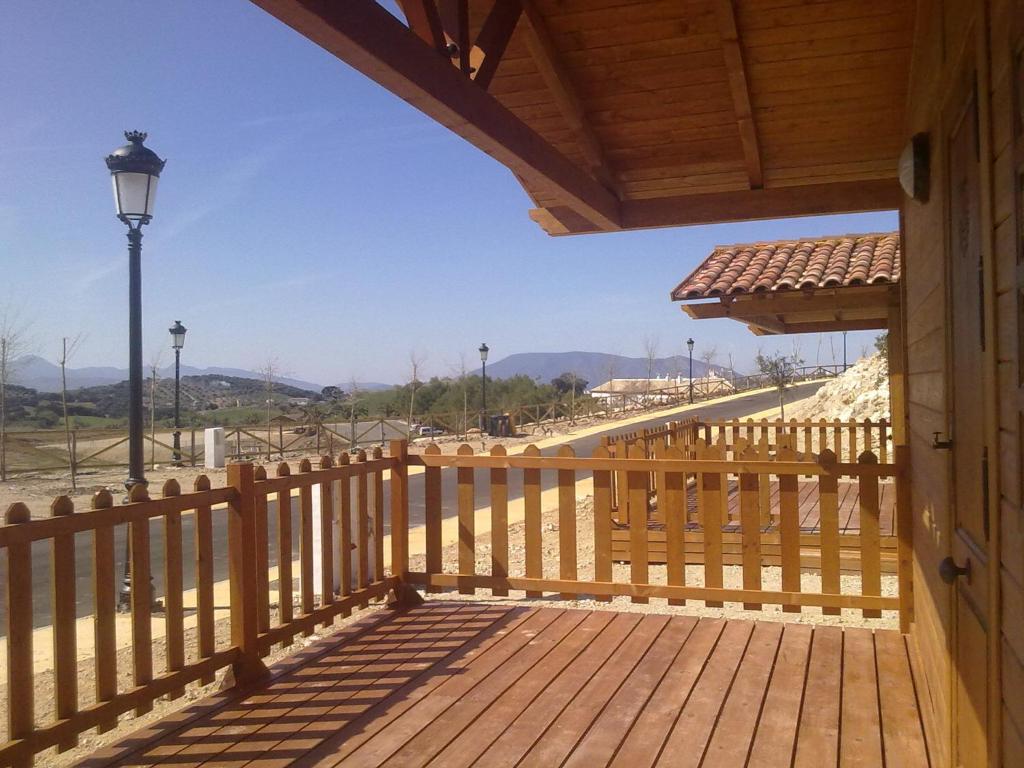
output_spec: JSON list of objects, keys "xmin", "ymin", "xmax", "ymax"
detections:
[{"xmin": 947, "ymin": 74, "xmax": 991, "ymax": 767}]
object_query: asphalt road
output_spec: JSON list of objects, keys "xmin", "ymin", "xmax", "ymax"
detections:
[{"xmin": 8, "ymin": 381, "xmax": 822, "ymax": 630}]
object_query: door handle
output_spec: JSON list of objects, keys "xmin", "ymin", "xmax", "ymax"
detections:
[{"xmin": 938, "ymin": 556, "xmax": 971, "ymax": 585}]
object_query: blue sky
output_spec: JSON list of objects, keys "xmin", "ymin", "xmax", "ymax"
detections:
[{"xmin": 0, "ymin": 1, "xmax": 896, "ymax": 386}]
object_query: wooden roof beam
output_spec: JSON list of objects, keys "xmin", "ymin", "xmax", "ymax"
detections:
[
  {"xmin": 714, "ymin": 0, "xmax": 762, "ymax": 190},
  {"xmin": 397, "ymin": 0, "xmax": 447, "ymax": 54},
  {"xmin": 250, "ymin": 0, "xmax": 621, "ymax": 231},
  {"xmin": 533, "ymin": 178, "xmax": 900, "ymax": 235},
  {"xmin": 472, "ymin": 0, "xmax": 522, "ymax": 91},
  {"xmin": 519, "ymin": 0, "xmax": 618, "ymax": 193}
]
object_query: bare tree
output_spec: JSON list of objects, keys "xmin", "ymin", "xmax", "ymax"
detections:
[
  {"xmin": 59, "ymin": 334, "xmax": 85, "ymax": 488},
  {"xmin": 643, "ymin": 336, "xmax": 659, "ymax": 402},
  {"xmin": 0, "ymin": 308, "xmax": 30, "ymax": 482},
  {"xmin": 407, "ymin": 350, "xmax": 425, "ymax": 440},
  {"xmin": 257, "ymin": 358, "xmax": 280, "ymax": 461}
]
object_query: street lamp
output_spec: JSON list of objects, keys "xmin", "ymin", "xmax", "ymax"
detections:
[
  {"xmin": 169, "ymin": 321, "xmax": 187, "ymax": 465},
  {"xmin": 106, "ymin": 130, "xmax": 165, "ymax": 612},
  {"xmin": 106, "ymin": 130, "xmax": 165, "ymax": 489},
  {"xmin": 686, "ymin": 337, "xmax": 695, "ymax": 404},
  {"xmin": 479, "ymin": 343, "xmax": 489, "ymax": 433}
]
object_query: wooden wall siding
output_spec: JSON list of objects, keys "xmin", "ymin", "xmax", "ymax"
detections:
[
  {"xmin": 991, "ymin": 0, "xmax": 1024, "ymax": 762},
  {"xmin": 902, "ymin": 0, "xmax": 1024, "ymax": 763}
]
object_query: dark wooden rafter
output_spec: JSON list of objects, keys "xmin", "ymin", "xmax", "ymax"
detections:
[
  {"xmin": 398, "ymin": 0, "xmax": 446, "ymax": 53},
  {"xmin": 437, "ymin": 0, "xmax": 471, "ymax": 73},
  {"xmin": 472, "ymin": 0, "xmax": 523, "ymax": 90},
  {"xmin": 251, "ymin": 0, "xmax": 621, "ymax": 230},
  {"xmin": 714, "ymin": 0, "xmax": 763, "ymax": 190},
  {"xmin": 519, "ymin": 0, "xmax": 618, "ymax": 193}
]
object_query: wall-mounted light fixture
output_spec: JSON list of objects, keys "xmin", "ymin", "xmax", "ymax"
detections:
[{"xmin": 898, "ymin": 132, "xmax": 930, "ymax": 203}]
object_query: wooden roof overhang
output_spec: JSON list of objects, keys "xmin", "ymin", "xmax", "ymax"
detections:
[
  {"xmin": 671, "ymin": 233, "xmax": 902, "ymax": 335},
  {"xmin": 249, "ymin": 1, "xmax": 913, "ymax": 235},
  {"xmin": 680, "ymin": 283, "xmax": 899, "ymax": 335}
]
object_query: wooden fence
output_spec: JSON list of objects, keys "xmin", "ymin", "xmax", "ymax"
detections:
[
  {"xmin": 0, "ymin": 448, "xmax": 397, "ymax": 766},
  {"xmin": 402, "ymin": 440, "xmax": 910, "ymax": 629},
  {"xmin": 0, "ymin": 429, "xmax": 909, "ymax": 764}
]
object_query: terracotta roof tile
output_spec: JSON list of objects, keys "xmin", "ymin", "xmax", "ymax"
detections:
[{"xmin": 670, "ymin": 233, "xmax": 900, "ymax": 300}]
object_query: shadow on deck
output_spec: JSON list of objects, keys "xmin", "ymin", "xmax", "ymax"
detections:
[{"xmin": 82, "ymin": 601, "xmax": 930, "ymax": 767}]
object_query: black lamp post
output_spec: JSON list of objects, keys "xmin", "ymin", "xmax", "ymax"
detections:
[
  {"xmin": 106, "ymin": 131, "xmax": 165, "ymax": 611},
  {"xmin": 479, "ymin": 343, "xmax": 489, "ymax": 433},
  {"xmin": 170, "ymin": 321, "xmax": 187, "ymax": 465},
  {"xmin": 686, "ymin": 337, "xmax": 695, "ymax": 404}
]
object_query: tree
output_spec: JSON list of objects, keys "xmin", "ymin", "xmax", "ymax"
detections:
[
  {"xmin": 257, "ymin": 358, "xmax": 280, "ymax": 461},
  {"xmin": 59, "ymin": 334, "xmax": 84, "ymax": 488},
  {"xmin": 0, "ymin": 308, "xmax": 29, "ymax": 482},
  {"xmin": 755, "ymin": 350, "xmax": 803, "ymax": 420},
  {"xmin": 149, "ymin": 352, "xmax": 162, "ymax": 469},
  {"xmin": 321, "ymin": 385, "xmax": 344, "ymax": 401},
  {"xmin": 874, "ymin": 332, "xmax": 889, "ymax": 357},
  {"xmin": 698, "ymin": 345, "xmax": 718, "ymax": 380},
  {"xmin": 643, "ymin": 336, "xmax": 659, "ymax": 401},
  {"xmin": 407, "ymin": 350, "xmax": 425, "ymax": 440}
]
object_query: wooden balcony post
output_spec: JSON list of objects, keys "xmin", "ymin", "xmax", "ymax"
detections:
[
  {"xmin": 227, "ymin": 462, "xmax": 269, "ymax": 685},
  {"xmin": 389, "ymin": 439, "xmax": 409, "ymax": 580},
  {"xmin": 895, "ymin": 444, "xmax": 914, "ymax": 633}
]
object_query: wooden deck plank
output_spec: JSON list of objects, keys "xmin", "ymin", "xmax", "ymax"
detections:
[
  {"xmin": 609, "ymin": 618, "xmax": 726, "ymax": 768},
  {"xmin": 476, "ymin": 613, "xmax": 645, "ymax": 768},
  {"xmin": 343, "ymin": 609, "xmax": 582, "ymax": 766},
  {"xmin": 562, "ymin": 616, "xmax": 698, "ymax": 766},
  {"xmin": 793, "ymin": 625, "xmax": 844, "ymax": 767},
  {"xmin": 655, "ymin": 620, "xmax": 755, "ymax": 767},
  {"xmin": 85, "ymin": 607, "xmax": 928, "ymax": 768},
  {"xmin": 701, "ymin": 622, "xmax": 784, "ymax": 767},
  {"xmin": 424, "ymin": 611, "xmax": 617, "ymax": 767},
  {"xmin": 839, "ymin": 627, "xmax": 883, "ymax": 766},
  {"xmin": 304, "ymin": 607, "xmax": 542, "ymax": 767},
  {"xmin": 875, "ymin": 631, "xmax": 931, "ymax": 766},
  {"xmin": 747, "ymin": 623, "xmax": 814, "ymax": 767},
  {"xmin": 518, "ymin": 614, "xmax": 671, "ymax": 766},
  {"xmin": 133, "ymin": 605, "xmax": 499, "ymax": 766}
]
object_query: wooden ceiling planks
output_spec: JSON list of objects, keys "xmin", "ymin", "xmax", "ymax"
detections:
[{"xmin": 249, "ymin": 0, "xmax": 914, "ymax": 234}]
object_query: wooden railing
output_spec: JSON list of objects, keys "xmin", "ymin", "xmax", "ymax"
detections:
[
  {"xmin": 0, "ymin": 430, "xmax": 909, "ymax": 764},
  {"xmin": 402, "ymin": 439, "xmax": 910, "ymax": 631},
  {"xmin": 695, "ymin": 417, "xmax": 892, "ymax": 464},
  {"xmin": 0, "ymin": 447, "xmax": 397, "ymax": 766}
]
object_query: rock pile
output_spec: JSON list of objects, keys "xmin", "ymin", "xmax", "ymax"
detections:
[{"xmin": 788, "ymin": 353, "xmax": 890, "ymax": 422}]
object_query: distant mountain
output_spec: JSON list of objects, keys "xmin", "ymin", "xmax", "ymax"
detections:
[
  {"xmin": 11, "ymin": 355, "xmax": 327, "ymax": 394},
  {"xmin": 475, "ymin": 351, "xmax": 723, "ymax": 388}
]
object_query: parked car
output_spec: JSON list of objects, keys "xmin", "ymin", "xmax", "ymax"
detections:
[{"xmin": 418, "ymin": 425, "xmax": 445, "ymax": 436}]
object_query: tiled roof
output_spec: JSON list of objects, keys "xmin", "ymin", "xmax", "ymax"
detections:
[{"xmin": 670, "ymin": 233, "xmax": 900, "ymax": 300}]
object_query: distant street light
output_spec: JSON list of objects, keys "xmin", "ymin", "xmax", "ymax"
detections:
[
  {"xmin": 479, "ymin": 342, "xmax": 489, "ymax": 433},
  {"xmin": 106, "ymin": 130, "xmax": 166, "ymax": 612},
  {"xmin": 170, "ymin": 321, "xmax": 187, "ymax": 465},
  {"xmin": 687, "ymin": 338, "xmax": 695, "ymax": 404}
]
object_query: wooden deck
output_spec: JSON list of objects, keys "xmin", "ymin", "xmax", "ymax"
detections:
[{"xmin": 84, "ymin": 601, "xmax": 930, "ymax": 767}]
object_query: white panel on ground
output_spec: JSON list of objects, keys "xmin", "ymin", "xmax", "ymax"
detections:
[{"xmin": 204, "ymin": 428, "xmax": 225, "ymax": 468}]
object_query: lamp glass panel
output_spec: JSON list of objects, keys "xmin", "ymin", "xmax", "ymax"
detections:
[{"xmin": 112, "ymin": 172, "xmax": 158, "ymax": 218}]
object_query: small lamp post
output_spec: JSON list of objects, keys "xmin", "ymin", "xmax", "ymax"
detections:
[
  {"xmin": 169, "ymin": 321, "xmax": 187, "ymax": 465},
  {"xmin": 479, "ymin": 343, "xmax": 489, "ymax": 433},
  {"xmin": 686, "ymin": 337, "xmax": 695, "ymax": 404},
  {"xmin": 106, "ymin": 130, "xmax": 166, "ymax": 611}
]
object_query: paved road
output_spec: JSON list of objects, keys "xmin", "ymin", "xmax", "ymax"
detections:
[{"xmin": 10, "ymin": 382, "xmax": 822, "ymax": 629}]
